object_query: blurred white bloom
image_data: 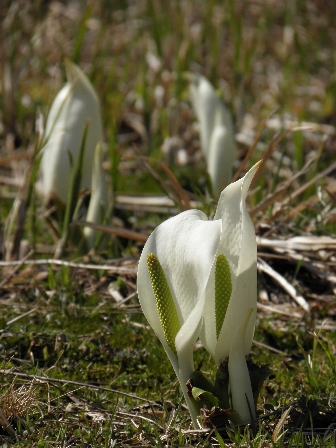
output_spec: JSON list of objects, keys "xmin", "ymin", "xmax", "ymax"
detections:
[
  {"xmin": 190, "ymin": 74, "xmax": 237, "ymax": 196},
  {"xmin": 177, "ymin": 148, "xmax": 188, "ymax": 166},
  {"xmin": 40, "ymin": 60, "xmax": 104, "ymax": 204}
]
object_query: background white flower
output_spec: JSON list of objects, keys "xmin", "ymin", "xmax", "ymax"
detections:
[
  {"xmin": 40, "ymin": 60, "xmax": 104, "ymax": 204},
  {"xmin": 190, "ymin": 74, "xmax": 237, "ymax": 196}
]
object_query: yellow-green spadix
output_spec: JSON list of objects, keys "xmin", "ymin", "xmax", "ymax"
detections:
[{"xmin": 137, "ymin": 162, "xmax": 260, "ymax": 427}]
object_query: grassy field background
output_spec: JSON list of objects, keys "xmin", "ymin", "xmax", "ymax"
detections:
[{"xmin": 0, "ymin": 0, "xmax": 336, "ymax": 446}]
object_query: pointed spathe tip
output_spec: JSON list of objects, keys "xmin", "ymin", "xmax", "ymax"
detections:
[
  {"xmin": 64, "ymin": 58, "xmax": 81, "ymax": 81},
  {"xmin": 249, "ymin": 159, "xmax": 263, "ymax": 177},
  {"xmin": 242, "ymin": 158, "xmax": 262, "ymax": 182},
  {"xmin": 241, "ymin": 159, "xmax": 263, "ymax": 184},
  {"xmin": 64, "ymin": 59, "xmax": 97, "ymax": 98},
  {"xmin": 240, "ymin": 159, "xmax": 263, "ymax": 198}
]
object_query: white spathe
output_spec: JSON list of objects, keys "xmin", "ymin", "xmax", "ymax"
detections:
[
  {"xmin": 137, "ymin": 162, "xmax": 260, "ymax": 427},
  {"xmin": 40, "ymin": 60, "xmax": 104, "ymax": 204},
  {"xmin": 200, "ymin": 162, "xmax": 258, "ymax": 365},
  {"xmin": 190, "ymin": 75, "xmax": 237, "ymax": 196},
  {"xmin": 137, "ymin": 210, "xmax": 221, "ymax": 428}
]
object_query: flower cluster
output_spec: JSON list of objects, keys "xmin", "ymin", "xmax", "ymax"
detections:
[{"xmin": 137, "ymin": 162, "xmax": 264, "ymax": 428}]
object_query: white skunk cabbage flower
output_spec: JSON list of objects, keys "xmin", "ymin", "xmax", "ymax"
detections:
[
  {"xmin": 137, "ymin": 211, "xmax": 221, "ymax": 428},
  {"xmin": 83, "ymin": 142, "xmax": 108, "ymax": 248},
  {"xmin": 200, "ymin": 163, "xmax": 258, "ymax": 363},
  {"xmin": 40, "ymin": 60, "xmax": 104, "ymax": 204},
  {"xmin": 137, "ymin": 162, "xmax": 260, "ymax": 426},
  {"xmin": 189, "ymin": 74, "xmax": 237, "ymax": 196},
  {"xmin": 199, "ymin": 160, "xmax": 259, "ymax": 422}
]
